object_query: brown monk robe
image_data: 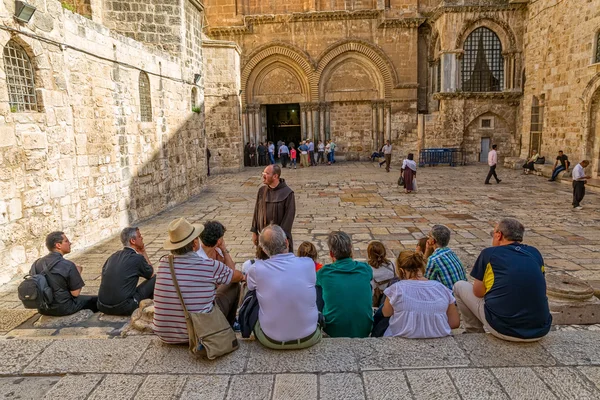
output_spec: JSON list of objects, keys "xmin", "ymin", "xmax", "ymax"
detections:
[{"xmin": 251, "ymin": 176, "xmax": 296, "ymax": 252}]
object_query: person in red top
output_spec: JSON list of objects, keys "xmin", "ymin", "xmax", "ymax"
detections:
[
  {"xmin": 298, "ymin": 241, "xmax": 322, "ymax": 271},
  {"xmin": 290, "ymin": 144, "xmax": 297, "ymax": 169}
]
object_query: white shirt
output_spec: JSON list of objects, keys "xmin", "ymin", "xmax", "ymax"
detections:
[
  {"xmin": 402, "ymin": 159, "xmax": 417, "ymax": 172},
  {"xmin": 371, "ymin": 261, "xmax": 395, "ymax": 291},
  {"xmin": 383, "ymin": 280, "xmax": 455, "ymax": 339},
  {"xmin": 488, "ymin": 150, "xmax": 497, "ymax": 166},
  {"xmin": 268, "ymin": 144, "xmax": 275, "ymax": 153},
  {"xmin": 246, "ymin": 253, "xmax": 318, "ymax": 341},
  {"xmin": 318, "ymin": 143, "xmax": 325, "ymax": 152},
  {"xmin": 383, "ymin": 144, "xmax": 392, "ymax": 155},
  {"xmin": 196, "ymin": 246, "xmax": 223, "ymax": 260},
  {"xmin": 572, "ymin": 163, "xmax": 586, "ymax": 181}
]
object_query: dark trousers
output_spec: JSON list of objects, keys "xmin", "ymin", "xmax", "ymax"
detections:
[
  {"xmin": 371, "ymin": 305, "xmax": 389, "ymax": 338},
  {"xmin": 97, "ymin": 276, "xmax": 156, "ymax": 316},
  {"xmin": 573, "ymin": 180, "xmax": 585, "ymax": 207},
  {"xmin": 317, "ymin": 151, "xmax": 325, "ymax": 164},
  {"xmin": 259, "ymin": 155, "xmax": 267, "ymax": 166},
  {"xmin": 523, "ymin": 161, "xmax": 536, "ymax": 171},
  {"xmin": 485, "ymin": 165, "xmax": 500, "ymax": 183},
  {"xmin": 550, "ymin": 165, "xmax": 566, "ymax": 181},
  {"xmin": 41, "ymin": 295, "xmax": 99, "ymax": 317},
  {"xmin": 384, "ymin": 154, "xmax": 391, "ymax": 172},
  {"xmin": 281, "ymin": 154, "xmax": 289, "ymax": 168},
  {"xmin": 309, "ymin": 151, "xmax": 316, "ymax": 166},
  {"xmin": 215, "ymin": 282, "xmax": 241, "ymax": 326}
]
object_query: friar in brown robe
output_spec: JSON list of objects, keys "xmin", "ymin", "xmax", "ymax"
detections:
[{"xmin": 251, "ymin": 164, "xmax": 296, "ymax": 251}]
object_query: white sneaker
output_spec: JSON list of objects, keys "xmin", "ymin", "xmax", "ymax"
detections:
[{"xmin": 574, "ymin": 206, "xmax": 583, "ymax": 210}]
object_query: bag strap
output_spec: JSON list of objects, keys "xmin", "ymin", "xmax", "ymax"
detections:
[
  {"xmin": 374, "ymin": 278, "xmax": 393, "ymax": 286},
  {"xmin": 168, "ymin": 254, "xmax": 191, "ymax": 319},
  {"xmin": 38, "ymin": 257, "xmax": 62, "ymax": 287}
]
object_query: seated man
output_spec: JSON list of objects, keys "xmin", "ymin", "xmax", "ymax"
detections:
[
  {"xmin": 424, "ymin": 224, "xmax": 467, "ymax": 291},
  {"xmin": 522, "ymin": 149, "xmax": 539, "ymax": 174},
  {"xmin": 30, "ymin": 231, "xmax": 98, "ymax": 316},
  {"xmin": 317, "ymin": 231, "xmax": 373, "ymax": 338},
  {"xmin": 197, "ymin": 220, "xmax": 228, "ymax": 263},
  {"xmin": 454, "ymin": 218, "xmax": 552, "ymax": 342},
  {"xmin": 153, "ymin": 218, "xmax": 244, "ymax": 344},
  {"xmin": 246, "ymin": 224, "xmax": 321, "ymax": 349},
  {"xmin": 97, "ymin": 227, "xmax": 155, "ymax": 316},
  {"xmin": 548, "ymin": 150, "xmax": 569, "ymax": 181}
]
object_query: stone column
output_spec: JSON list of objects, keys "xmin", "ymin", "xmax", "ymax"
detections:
[
  {"xmin": 248, "ymin": 105, "xmax": 255, "ymax": 144},
  {"xmin": 319, "ymin": 103, "xmax": 326, "ymax": 144},
  {"xmin": 311, "ymin": 104, "xmax": 319, "ymax": 143},
  {"xmin": 325, "ymin": 103, "xmax": 331, "ymax": 141},
  {"xmin": 441, "ymin": 51, "xmax": 460, "ymax": 92},
  {"xmin": 254, "ymin": 105, "xmax": 261, "ymax": 145},
  {"xmin": 242, "ymin": 106, "xmax": 248, "ymax": 145},
  {"xmin": 306, "ymin": 104, "xmax": 313, "ymax": 140},
  {"xmin": 378, "ymin": 102, "xmax": 385, "ymax": 148},
  {"xmin": 385, "ymin": 102, "xmax": 392, "ymax": 142},
  {"xmin": 371, "ymin": 102, "xmax": 378, "ymax": 150},
  {"xmin": 300, "ymin": 103, "xmax": 307, "ymax": 139}
]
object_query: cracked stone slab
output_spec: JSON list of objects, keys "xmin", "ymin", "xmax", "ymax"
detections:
[
  {"xmin": 88, "ymin": 374, "xmax": 145, "ymax": 400},
  {"xmin": 272, "ymin": 374, "xmax": 317, "ymax": 400},
  {"xmin": 448, "ymin": 368, "xmax": 508, "ymax": 400},
  {"xmin": 405, "ymin": 369, "xmax": 460, "ymax": 400},
  {"xmin": 180, "ymin": 375, "xmax": 230, "ymax": 400},
  {"xmin": 319, "ymin": 373, "xmax": 365, "ymax": 400},
  {"xmin": 363, "ymin": 370, "xmax": 411, "ymax": 400},
  {"xmin": 492, "ymin": 367, "xmax": 557, "ymax": 400},
  {"xmin": 357, "ymin": 337, "xmax": 469, "ymax": 370},
  {"xmin": 454, "ymin": 333, "xmax": 555, "ymax": 367},
  {"xmin": 42, "ymin": 374, "xmax": 103, "ymax": 400},
  {"xmin": 0, "ymin": 376, "xmax": 59, "ymax": 399},
  {"xmin": 134, "ymin": 375, "xmax": 187, "ymax": 400},
  {"xmin": 541, "ymin": 331, "xmax": 600, "ymax": 365},
  {"xmin": 0, "ymin": 339, "xmax": 51, "ymax": 375},
  {"xmin": 578, "ymin": 367, "xmax": 600, "ymax": 391},
  {"xmin": 34, "ymin": 309, "xmax": 94, "ymax": 329},
  {"xmin": 23, "ymin": 338, "xmax": 151, "ymax": 374},
  {"xmin": 245, "ymin": 338, "xmax": 357, "ymax": 373},
  {"xmin": 134, "ymin": 339, "xmax": 248, "ymax": 374},
  {"xmin": 0, "ymin": 309, "xmax": 37, "ymax": 332},
  {"xmin": 226, "ymin": 374, "xmax": 273, "ymax": 400},
  {"xmin": 534, "ymin": 367, "xmax": 600, "ymax": 400}
]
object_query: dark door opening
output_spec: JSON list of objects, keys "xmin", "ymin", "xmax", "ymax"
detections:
[{"xmin": 266, "ymin": 104, "xmax": 301, "ymax": 152}]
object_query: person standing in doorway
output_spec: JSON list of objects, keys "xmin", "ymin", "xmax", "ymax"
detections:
[
  {"xmin": 279, "ymin": 142, "xmax": 290, "ymax": 168},
  {"xmin": 381, "ymin": 140, "xmax": 392, "ymax": 172},
  {"xmin": 249, "ymin": 142, "xmax": 257, "ymax": 167},
  {"xmin": 329, "ymin": 139, "xmax": 337, "ymax": 164},
  {"xmin": 317, "ymin": 140, "xmax": 325, "ymax": 164},
  {"xmin": 307, "ymin": 139, "xmax": 316, "ymax": 166},
  {"xmin": 268, "ymin": 141, "xmax": 275, "ymax": 165},
  {"xmin": 257, "ymin": 142, "xmax": 267, "ymax": 166},
  {"xmin": 572, "ymin": 160, "xmax": 591, "ymax": 210},
  {"xmin": 298, "ymin": 141, "xmax": 309, "ymax": 168},
  {"xmin": 325, "ymin": 140, "xmax": 332, "ymax": 165},
  {"xmin": 290, "ymin": 144, "xmax": 297, "ymax": 169},
  {"xmin": 484, "ymin": 144, "xmax": 501, "ymax": 185}
]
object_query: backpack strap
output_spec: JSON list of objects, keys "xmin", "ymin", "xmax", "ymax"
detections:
[{"xmin": 168, "ymin": 254, "xmax": 191, "ymax": 320}]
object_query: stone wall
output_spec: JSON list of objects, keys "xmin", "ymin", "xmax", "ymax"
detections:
[{"xmin": 0, "ymin": 0, "xmax": 208, "ymax": 283}]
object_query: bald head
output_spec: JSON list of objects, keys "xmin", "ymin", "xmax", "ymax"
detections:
[{"xmin": 259, "ymin": 224, "xmax": 288, "ymax": 256}]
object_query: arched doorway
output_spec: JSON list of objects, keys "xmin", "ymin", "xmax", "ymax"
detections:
[{"xmin": 589, "ymin": 88, "xmax": 600, "ymax": 176}]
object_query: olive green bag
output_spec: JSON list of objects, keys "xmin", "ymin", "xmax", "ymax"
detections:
[{"xmin": 168, "ymin": 255, "xmax": 239, "ymax": 359}]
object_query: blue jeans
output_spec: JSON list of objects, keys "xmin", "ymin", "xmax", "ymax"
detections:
[
  {"xmin": 269, "ymin": 153, "xmax": 275, "ymax": 164},
  {"xmin": 331, "ymin": 150, "xmax": 335, "ymax": 163},
  {"xmin": 550, "ymin": 165, "xmax": 565, "ymax": 181}
]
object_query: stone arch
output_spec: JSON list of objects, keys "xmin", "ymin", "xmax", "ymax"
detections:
[
  {"xmin": 316, "ymin": 40, "xmax": 398, "ymax": 99},
  {"xmin": 241, "ymin": 43, "xmax": 315, "ymax": 104},
  {"xmin": 319, "ymin": 53, "xmax": 384, "ymax": 101},
  {"xmin": 456, "ymin": 18, "xmax": 517, "ymax": 52},
  {"xmin": 583, "ymin": 74, "xmax": 600, "ymax": 175},
  {"xmin": 245, "ymin": 56, "xmax": 311, "ymax": 104}
]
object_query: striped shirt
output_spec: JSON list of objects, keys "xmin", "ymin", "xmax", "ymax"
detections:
[
  {"xmin": 425, "ymin": 247, "xmax": 467, "ymax": 291},
  {"xmin": 152, "ymin": 252, "xmax": 233, "ymax": 344}
]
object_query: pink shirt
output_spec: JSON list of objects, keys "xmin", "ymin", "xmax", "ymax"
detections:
[
  {"xmin": 290, "ymin": 149, "xmax": 297, "ymax": 159},
  {"xmin": 488, "ymin": 150, "xmax": 497, "ymax": 166}
]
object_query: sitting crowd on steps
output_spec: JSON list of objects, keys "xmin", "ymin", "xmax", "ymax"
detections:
[{"xmin": 25, "ymin": 217, "xmax": 552, "ymax": 358}]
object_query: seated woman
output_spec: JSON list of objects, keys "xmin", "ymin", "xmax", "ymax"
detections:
[
  {"xmin": 522, "ymin": 150, "xmax": 539, "ymax": 174},
  {"xmin": 367, "ymin": 241, "xmax": 396, "ymax": 307},
  {"xmin": 415, "ymin": 237, "xmax": 428, "ymax": 255},
  {"xmin": 371, "ymin": 250, "xmax": 460, "ymax": 338},
  {"xmin": 298, "ymin": 241, "xmax": 323, "ymax": 272},
  {"xmin": 401, "ymin": 154, "xmax": 417, "ymax": 193}
]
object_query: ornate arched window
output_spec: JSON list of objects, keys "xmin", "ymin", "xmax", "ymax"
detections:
[
  {"xmin": 462, "ymin": 27, "xmax": 503, "ymax": 92},
  {"xmin": 595, "ymin": 31, "xmax": 600, "ymax": 64},
  {"xmin": 191, "ymin": 87, "xmax": 197, "ymax": 110},
  {"xmin": 3, "ymin": 41, "xmax": 37, "ymax": 112},
  {"xmin": 139, "ymin": 71, "xmax": 152, "ymax": 122}
]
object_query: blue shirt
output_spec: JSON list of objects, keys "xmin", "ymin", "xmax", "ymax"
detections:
[
  {"xmin": 425, "ymin": 247, "xmax": 466, "ymax": 291},
  {"xmin": 308, "ymin": 142, "xmax": 314, "ymax": 151},
  {"xmin": 279, "ymin": 145, "xmax": 289, "ymax": 155},
  {"xmin": 471, "ymin": 243, "xmax": 552, "ymax": 339},
  {"xmin": 298, "ymin": 144, "xmax": 308, "ymax": 152}
]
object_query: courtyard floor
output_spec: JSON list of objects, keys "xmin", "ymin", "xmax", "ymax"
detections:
[{"xmin": 1, "ymin": 162, "xmax": 600, "ymax": 399}]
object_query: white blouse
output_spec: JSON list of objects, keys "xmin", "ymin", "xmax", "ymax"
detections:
[
  {"xmin": 402, "ymin": 159, "xmax": 417, "ymax": 172},
  {"xmin": 383, "ymin": 280, "xmax": 454, "ymax": 339}
]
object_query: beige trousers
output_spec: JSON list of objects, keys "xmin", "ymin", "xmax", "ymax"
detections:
[{"xmin": 453, "ymin": 281, "xmax": 541, "ymax": 343}]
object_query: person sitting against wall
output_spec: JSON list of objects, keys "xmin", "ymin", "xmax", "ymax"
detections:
[
  {"xmin": 246, "ymin": 224, "xmax": 321, "ymax": 350},
  {"xmin": 522, "ymin": 149, "xmax": 540, "ymax": 175},
  {"xmin": 371, "ymin": 250, "xmax": 459, "ymax": 338}
]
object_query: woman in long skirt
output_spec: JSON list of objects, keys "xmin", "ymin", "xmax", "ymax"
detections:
[{"xmin": 401, "ymin": 153, "xmax": 417, "ymax": 193}]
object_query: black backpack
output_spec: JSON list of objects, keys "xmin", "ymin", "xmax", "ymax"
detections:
[{"xmin": 18, "ymin": 259, "xmax": 60, "ymax": 310}]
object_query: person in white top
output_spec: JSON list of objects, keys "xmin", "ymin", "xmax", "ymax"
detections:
[
  {"xmin": 485, "ymin": 144, "xmax": 502, "ymax": 185},
  {"xmin": 371, "ymin": 250, "xmax": 460, "ymax": 338},
  {"xmin": 367, "ymin": 241, "xmax": 396, "ymax": 307},
  {"xmin": 380, "ymin": 140, "xmax": 393, "ymax": 172},
  {"xmin": 196, "ymin": 221, "xmax": 230, "ymax": 263},
  {"xmin": 572, "ymin": 160, "xmax": 591, "ymax": 210},
  {"xmin": 317, "ymin": 140, "xmax": 325, "ymax": 164},
  {"xmin": 246, "ymin": 224, "xmax": 322, "ymax": 349}
]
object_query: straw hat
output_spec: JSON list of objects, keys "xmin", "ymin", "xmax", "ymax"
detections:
[{"xmin": 163, "ymin": 218, "xmax": 203, "ymax": 250}]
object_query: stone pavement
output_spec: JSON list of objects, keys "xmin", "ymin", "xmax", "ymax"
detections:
[{"xmin": 3, "ymin": 331, "xmax": 600, "ymax": 399}]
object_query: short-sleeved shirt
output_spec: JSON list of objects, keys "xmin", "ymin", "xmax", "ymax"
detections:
[
  {"xmin": 153, "ymin": 252, "xmax": 233, "ymax": 344},
  {"xmin": 279, "ymin": 145, "xmax": 289, "ymax": 155},
  {"xmin": 30, "ymin": 252, "xmax": 85, "ymax": 309},
  {"xmin": 268, "ymin": 144, "xmax": 275, "ymax": 154},
  {"xmin": 316, "ymin": 258, "xmax": 373, "ymax": 338},
  {"xmin": 425, "ymin": 247, "xmax": 467, "ymax": 291},
  {"xmin": 557, "ymin": 154, "xmax": 569, "ymax": 168},
  {"xmin": 470, "ymin": 243, "xmax": 552, "ymax": 339},
  {"xmin": 98, "ymin": 247, "xmax": 153, "ymax": 307},
  {"xmin": 572, "ymin": 163, "xmax": 585, "ymax": 181},
  {"xmin": 307, "ymin": 142, "xmax": 314, "ymax": 151},
  {"xmin": 383, "ymin": 280, "xmax": 455, "ymax": 338}
]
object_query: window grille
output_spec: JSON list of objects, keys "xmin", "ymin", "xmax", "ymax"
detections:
[
  {"xmin": 3, "ymin": 41, "xmax": 37, "ymax": 112},
  {"xmin": 595, "ymin": 31, "xmax": 600, "ymax": 64},
  {"xmin": 530, "ymin": 96, "xmax": 543, "ymax": 154},
  {"xmin": 481, "ymin": 118, "xmax": 492, "ymax": 128},
  {"xmin": 462, "ymin": 27, "xmax": 504, "ymax": 92},
  {"xmin": 139, "ymin": 72, "xmax": 152, "ymax": 122}
]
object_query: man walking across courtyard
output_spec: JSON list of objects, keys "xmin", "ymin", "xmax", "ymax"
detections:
[
  {"xmin": 484, "ymin": 144, "xmax": 501, "ymax": 185},
  {"xmin": 572, "ymin": 160, "xmax": 591, "ymax": 210},
  {"xmin": 251, "ymin": 164, "xmax": 296, "ymax": 251},
  {"xmin": 380, "ymin": 140, "xmax": 392, "ymax": 172},
  {"xmin": 278, "ymin": 142, "xmax": 290, "ymax": 168}
]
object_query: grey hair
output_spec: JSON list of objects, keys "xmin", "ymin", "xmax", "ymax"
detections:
[
  {"xmin": 120, "ymin": 227, "xmax": 139, "ymax": 246},
  {"xmin": 497, "ymin": 218, "xmax": 524, "ymax": 242},
  {"xmin": 430, "ymin": 224, "xmax": 451, "ymax": 248},
  {"xmin": 259, "ymin": 224, "xmax": 288, "ymax": 256},
  {"xmin": 327, "ymin": 231, "xmax": 353, "ymax": 260}
]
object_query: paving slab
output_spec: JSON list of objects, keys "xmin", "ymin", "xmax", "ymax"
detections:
[
  {"xmin": 534, "ymin": 367, "xmax": 600, "ymax": 400},
  {"xmin": 226, "ymin": 374, "xmax": 273, "ymax": 400},
  {"xmin": 179, "ymin": 375, "xmax": 231, "ymax": 400},
  {"xmin": 0, "ymin": 376, "xmax": 59, "ymax": 399},
  {"xmin": 0, "ymin": 339, "xmax": 51, "ymax": 375},
  {"xmin": 0, "ymin": 310, "xmax": 37, "ymax": 332},
  {"xmin": 578, "ymin": 366, "xmax": 600, "ymax": 391},
  {"xmin": 448, "ymin": 368, "xmax": 509, "ymax": 400},
  {"xmin": 134, "ymin": 339, "xmax": 248, "ymax": 374},
  {"xmin": 405, "ymin": 369, "xmax": 460, "ymax": 400},
  {"xmin": 87, "ymin": 374, "xmax": 145, "ymax": 400},
  {"xmin": 23, "ymin": 338, "xmax": 151, "ymax": 374},
  {"xmin": 272, "ymin": 374, "xmax": 317, "ymax": 400},
  {"xmin": 454, "ymin": 333, "xmax": 556, "ymax": 367},
  {"xmin": 134, "ymin": 375, "xmax": 187, "ymax": 400},
  {"xmin": 42, "ymin": 374, "xmax": 103, "ymax": 400},
  {"xmin": 492, "ymin": 367, "xmax": 557, "ymax": 400},
  {"xmin": 34, "ymin": 310, "xmax": 94, "ymax": 329},
  {"xmin": 357, "ymin": 337, "xmax": 469, "ymax": 370},
  {"xmin": 319, "ymin": 373, "xmax": 366, "ymax": 400},
  {"xmin": 245, "ymin": 338, "xmax": 357, "ymax": 373},
  {"xmin": 541, "ymin": 331, "xmax": 600, "ymax": 365},
  {"xmin": 363, "ymin": 370, "xmax": 411, "ymax": 400}
]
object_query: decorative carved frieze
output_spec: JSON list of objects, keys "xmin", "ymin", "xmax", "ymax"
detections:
[{"xmin": 433, "ymin": 91, "xmax": 522, "ymax": 101}]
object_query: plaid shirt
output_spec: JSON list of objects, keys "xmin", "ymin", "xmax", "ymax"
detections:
[{"xmin": 425, "ymin": 247, "xmax": 467, "ymax": 291}]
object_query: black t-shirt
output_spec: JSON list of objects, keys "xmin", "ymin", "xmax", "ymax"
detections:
[
  {"xmin": 98, "ymin": 247, "xmax": 153, "ymax": 307},
  {"xmin": 557, "ymin": 154, "xmax": 569, "ymax": 168},
  {"xmin": 30, "ymin": 252, "xmax": 85, "ymax": 308}
]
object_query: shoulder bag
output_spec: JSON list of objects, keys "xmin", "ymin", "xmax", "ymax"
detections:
[{"xmin": 168, "ymin": 255, "xmax": 239, "ymax": 359}]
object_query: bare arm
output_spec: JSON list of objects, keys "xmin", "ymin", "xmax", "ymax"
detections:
[
  {"xmin": 473, "ymin": 279, "xmax": 486, "ymax": 298},
  {"xmin": 231, "ymin": 269, "xmax": 244, "ymax": 283},
  {"xmin": 382, "ymin": 297, "xmax": 394, "ymax": 318},
  {"xmin": 447, "ymin": 303, "xmax": 460, "ymax": 329},
  {"xmin": 70, "ymin": 288, "xmax": 81, "ymax": 297}
]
